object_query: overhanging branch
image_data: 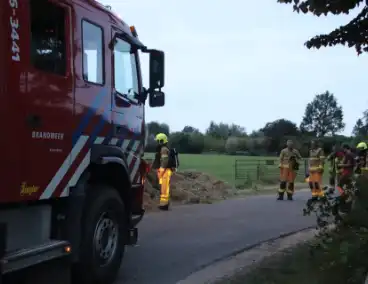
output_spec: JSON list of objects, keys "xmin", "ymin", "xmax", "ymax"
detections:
[{"xmin": 305, "ymin": 6, "xmax": 368, "ymax": 54}]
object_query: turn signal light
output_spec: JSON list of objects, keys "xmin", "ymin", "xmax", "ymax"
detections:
[{"xmin": 130, "ymin": 26, "xmax": 138, "ymax": 37}]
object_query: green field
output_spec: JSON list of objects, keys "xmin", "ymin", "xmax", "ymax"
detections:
[{"xmin": 144, "ymin": 153, "xmax": 314, "ymax": 187}]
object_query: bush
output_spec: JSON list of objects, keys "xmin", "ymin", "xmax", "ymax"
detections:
[{"xmin": 302, "ymin": 175, "xmax": 368, "ymax": 283}]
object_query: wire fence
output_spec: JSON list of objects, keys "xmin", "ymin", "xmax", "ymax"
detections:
[{"xmin": 234, "ymin": 159, "xmax": 310, "ymax": 185}]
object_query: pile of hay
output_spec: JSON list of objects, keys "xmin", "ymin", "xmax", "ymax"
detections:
[{"xmin": 143, "ymin": 169, "xmax": 234, "ymax": 210}]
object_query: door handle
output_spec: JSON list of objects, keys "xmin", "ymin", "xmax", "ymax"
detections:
[{"xmin": 26, "ymin": 114, "xmax": 41, "ymax": 128}]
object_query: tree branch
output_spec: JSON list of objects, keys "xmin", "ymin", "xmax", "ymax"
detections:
[
  {"xmin": 305, "ymin": 6, "xmax": 368, "ymax": 54},
  {"xmin": 278, "ymin": 0, "xmax": 368, "ymax": 54},
  {"xmin": 278, "ymin": 0, "xmax": 364, "ymax": 15}
]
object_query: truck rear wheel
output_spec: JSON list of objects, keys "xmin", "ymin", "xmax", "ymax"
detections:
[{"xmin": 76, "ymin": 185, "xmax": 126, "ymax": 284}]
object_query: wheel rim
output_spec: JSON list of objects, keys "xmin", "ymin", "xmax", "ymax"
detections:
[{"xmin": 93, "ymin": 211, "xmax": 119, "ymax": 266}]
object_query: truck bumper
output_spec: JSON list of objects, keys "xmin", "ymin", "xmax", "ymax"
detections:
[
  {"xmin": 1, "ymin": 240, "xmax": 72, "ymax": 275},
  {"xmin": 0, "ymin": 221, "xmax": 71, "ymax": 277}
]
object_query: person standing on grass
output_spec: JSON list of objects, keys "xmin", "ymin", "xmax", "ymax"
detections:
[
  {"xmin": 278, "ymin": 140, "xmax": 302, "ymax": 201},
  {"xmin": 308, "ymin": 140, "xmax": 326, "ymax": 200}
]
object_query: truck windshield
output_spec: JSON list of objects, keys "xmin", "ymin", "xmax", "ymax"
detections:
[{"xmin": 113, "ymin": 38, "xmax": 139, "ymax": 100}]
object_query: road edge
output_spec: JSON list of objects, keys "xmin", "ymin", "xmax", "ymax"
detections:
[{"xmin": 176, "ymin": 226, "xmax": 318, "ymax": 284}]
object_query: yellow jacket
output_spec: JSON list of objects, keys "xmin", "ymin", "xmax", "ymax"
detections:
[
  {"xmin": 308, "ymin": 147, "xmax": 325, "ymax": 171},
  {"xmin": 279, "ymin": 147, "xmax": 301, "ymax": 169}
]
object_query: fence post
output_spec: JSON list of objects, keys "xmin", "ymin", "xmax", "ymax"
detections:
[
  {"xmin": 234, "ymin": 160, "xmax": 237, "ymax": 181},
  {"xmin": 304, "ymin": 159, "xmax": 309, "ymax": 178}
]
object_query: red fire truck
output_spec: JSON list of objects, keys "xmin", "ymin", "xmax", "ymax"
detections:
[{"xmin": 0, "ymin": 0, "xmax": 165, "ymax": 283}]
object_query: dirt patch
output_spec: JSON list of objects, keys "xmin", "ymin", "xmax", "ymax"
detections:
[{"xmin": 144, "ymin": 169, "xmax": 234, "ymax": 210}]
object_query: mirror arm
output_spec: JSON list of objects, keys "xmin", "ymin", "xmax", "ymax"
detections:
[
  {"xmin": 146, "ymin": 87, "xmax": 162, "ymax": 94},
  {"xmin": 141, "ymin": 47, "xmax": 154, "ymax": 53},
  {"xmin": 138, "ymin": 88, "xmax": 148, "ymax": 102},
  {"xmin": 109, "ymin": 32, "xmax": 147, "ymax": 50}
]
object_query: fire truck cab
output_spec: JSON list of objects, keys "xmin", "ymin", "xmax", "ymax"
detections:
[{"xmin": 0, "ymin": 0, "xmax": 164, "ymax": 283}]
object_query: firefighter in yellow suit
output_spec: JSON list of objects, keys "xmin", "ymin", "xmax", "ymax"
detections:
[
  {"xmin": 356, "ymin": 142, "xmax": 368, "ymax": 177},
  {"xmin": 308, "ymin": 140, "xmax": 325, "ymax": 199},
  {"xmin": 153, "ymin": 133, "xmax": 174, "ymax": 210},
  {"xmin": 278, "ymin": 140, "xmax": 302, "ymax": 201}
]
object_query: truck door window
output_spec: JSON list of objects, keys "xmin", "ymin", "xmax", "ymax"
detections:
[
  {"xmin": 30, "ymin": 0, "xmax": 66, "ymax": 75},
  {"xmin": 113, "ymin": 38, "xmax": 139, "ymax": 100},
  {"xmin": 82, "ymin": 21, "xmax": 104, "ymax": 84}
]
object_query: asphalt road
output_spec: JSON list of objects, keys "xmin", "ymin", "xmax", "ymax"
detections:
[{"xmin": 118, "ymin": 190, "xmax": 316, "ymax": 284}]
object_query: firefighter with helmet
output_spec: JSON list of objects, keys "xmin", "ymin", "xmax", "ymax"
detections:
[
  {"xmin": 152, "ymin": 133, "xmax": 174, "ymax": 210},
  {"xmin": 278, "ymin": 140, "xmax": 302, "ymax": 201},
  {"xmin": 355, "ymin": 141, "xmax": 368, "ymax": 177}
]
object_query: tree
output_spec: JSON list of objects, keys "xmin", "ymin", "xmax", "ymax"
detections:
[
  {"xmin": 182, "ymin": 126, "xmax": 200, "ymax": 134},
  {"xmin": 300, "ymin": 91, "xmax": 345, "ymax": 137},
  {"xmin": 225, "ymin": 137, "xmax": 240, "ymax": 154},
  {"xmin": 277, "ymin": 0, "xmax": 368, "ymax": 54},
  {"xmin": 169, "ymin": 132, "xmax": 190, "ymax": 153},
  {"xmin": 352, "ymin": 110, "xmax": 368, "ymax": 137},
  {"xmin": 188, "ymin": 133, "xmax": 205, "ymax": 153},
  {"xmin": 228, "ymin": 124, "xmax": 247, "ymax": 137},
  {"xmin": 262, "ymin": 119, "xmax": 299, "ymax": 137},
  {"xmin": 203, "ymin": 135, "xmax": 226, "ymax": 153},
  {"xmin": 206, "ymin": 121, "xmax": 230, "ymax": 139},
  {"xmin": 146, "ymin": 122, "xmax": 170, "ymax": 136},
  {"xmin": 260, "ymin": 119, "xmax": 299, "ymax": 153},
  {"xmin": 206, "ymin": 121, "xmax": 246, "ymax": 139}
]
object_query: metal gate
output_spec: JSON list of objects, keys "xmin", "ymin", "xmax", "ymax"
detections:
[{"xmin": 235, "ymin": 158, "xmax": 308, "ymax": 183}]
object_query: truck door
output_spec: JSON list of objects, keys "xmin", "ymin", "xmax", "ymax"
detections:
[
  {"xmin": 22, "ymin": 0, "xmax": 73, "ymax": 201},
  {"xmin": 111, "ymin": 29, "xmax": 144, "ymax": 185}
]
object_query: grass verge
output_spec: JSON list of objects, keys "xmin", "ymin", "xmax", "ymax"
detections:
[
  {"xmin": 223, "ymin": 227, "xmax": 368, "ymax": 284},
  {"xmin": 144, "ymin": 153, "xmax": 329, "ymax": 187}
]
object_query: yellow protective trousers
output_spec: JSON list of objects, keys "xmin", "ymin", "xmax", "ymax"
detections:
[
  {"xmin": 308, "ymin": 170, "xmax": 324, "ymax": 197},
  {"xmin": 157, "ymin": 168, "xmax": 172, "ymax": 207}
]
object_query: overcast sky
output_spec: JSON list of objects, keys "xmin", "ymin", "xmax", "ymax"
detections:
[{"xmin": 100, "ymin": 0, "xmax": 367, "ymax": 135}]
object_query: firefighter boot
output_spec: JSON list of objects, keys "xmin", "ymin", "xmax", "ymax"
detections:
[
  {"xmin": 277, "ymin": 181, "xmax": 286, "ymax": 200},
  {"xmin": 309, "ymin": 181, "xmax": 318, "ymax": 201},
  {"xmin": 287, "ymin": 183, "xmax": 294, "ymax": 200},
  {"xmin": 277, "ymin": 192, "xmax": 284, "ymax": 200}
]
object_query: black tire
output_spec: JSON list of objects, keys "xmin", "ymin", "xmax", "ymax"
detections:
[{"xmin": 75, "ymin": 185, "xmax": 126, "ymax": 284}]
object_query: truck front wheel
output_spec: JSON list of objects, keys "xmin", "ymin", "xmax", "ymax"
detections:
[{"xmin": 76, "ymin": 185, "xmax": 126, "ymax": 284}]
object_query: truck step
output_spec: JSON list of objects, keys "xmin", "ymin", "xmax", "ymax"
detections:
[
  {"xmin": 127, "ymin": 228, "xmax": 138, "ymax": 246},
  {"xmin": 1, "ymin": 240, "xmax": 71, "ymax": 274}
]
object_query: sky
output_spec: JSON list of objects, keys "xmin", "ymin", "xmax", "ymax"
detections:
[{"xmin": 100, "ymin": 0, "xmax": 367, "ymax": 136}]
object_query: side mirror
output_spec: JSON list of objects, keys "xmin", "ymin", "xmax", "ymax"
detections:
[
  {"xmin": 149, "ymin": 50, "xmax": 165, "ymax": 90},
  {"xmin": 149, "ymin": 90, "xmax": 165, "ymax": 107}
]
